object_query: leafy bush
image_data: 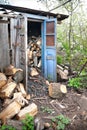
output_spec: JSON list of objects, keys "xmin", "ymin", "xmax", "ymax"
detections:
[
  {"xmin": 41, "ymin": 106, "xmax": 54, "ymax": 114},
  {"xmin": 51, "ymin": 114, "xmax": 70, "ymax": 130},
  {"xmin": 68, "ymin": 77, "xmax": 81, "ymax": 89},
  {"xmin": 0, "ymin": 125, "xmax": 16, "ymax": 130},
  {"xmin": 57, "ymin": 55, "xmax": 63, "ymax": 64},
  {"xmin": 22, "ymin": 114, "xmax": 34, "ymax": 130}
]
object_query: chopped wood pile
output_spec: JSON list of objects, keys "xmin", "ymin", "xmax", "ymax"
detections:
[
  {"xmin": 0, "ymin": 65, "xmax": 38, "ymax": 124},
  {"xmin": 0, "ymin": 59, "xmax": 70, "ymax": 127},
  {"xmin": 27, "ymin": 36, "xmax": 41, "ymax": 77}
]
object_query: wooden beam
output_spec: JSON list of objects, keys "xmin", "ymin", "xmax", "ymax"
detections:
[
  {"xmin": 0, "ymin": 14, "xmax": 16, "ymax": 18},
  {"xmin": 0, "ymin": 20, "xmax": 9, "ymax": 23}
]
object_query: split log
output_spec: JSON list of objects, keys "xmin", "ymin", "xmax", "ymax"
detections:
[
  {"xmin": 17, "ymin": 103, "xmax": 38, "ymax": 120},
  {"xmin": 5, "ymin": 65, "xmax": 23, "ymax": 83},
  {"xmin": 5, "ymin": 65, "xmax": 22, "ymax": 76},
  {"xmin": 6, "ymin": 119, "xmax": 23, "ymax": 130},
  {"xmin": 0, "ymin": 73, "xmax": 7, "ymax": 89},
  {"xmin": 5, "ymin": 65, "xmax": 15, "ymax": 76},
  {"xmin": 57, "ymin": 64, "xmax": 69, "ymax": 80},
  {"xmin": 13, "ymin": 92, "xmax": 23, "ymax": 99},
  {"xmin": 26, "ymin": 94, "xmax": 31, "ymax": 100},
  {"xmin": 0, "ymin": 95, "xmax": 28, "ymax": 123},
  {"xmin": 13, "ymin": 93, "xmax": 28, "ymax": 106},
  {"xmin": 18, "ymin": 83, "xmax": 27, "ymax": 97},
  {"xmin": 57, "ymin": 69, "xmax": 68, "ymax": 79},
  {"xmin": 31, "ymin": 46, "xmax": 35, "ymax": 51},
  {"xmin": 46, "ymin": 80, "xmax": 50, "ymax": 86},
  {"xmin": 0, "ymin": 82, "xmax": 17, "ymax": 98},
  {"xmin": 28, "ymin": 50, "xmax": 33, "ymax": 60},
  {"xmin": 0, "ymin": 100, "xmax": 21, "ymax": 123},
  {"xmin": 36, "ymin": 47, "xmax": 40, "ymax": 51},
  {"xmin": 13, "ymin": 69, "xmax": 23, "ymax": 83},
  {"xmin": 7, "ymin": 76, "xmax": 13, "ymax": 83},
  {"xmin": 28, "ymin": 59, "xmax": 34, "ymax": 65},
  {"xmin": 37, "ymin": 59, "xmax": 41, "ymax": 68},
  {"xmin": 29, "ymin": 68, "xmax": 39, "ymax": 76},
  {"xmin": 48, "ymin": 83, "xmax": 67, "ymax": 99},
  {"xmin": 3, "ymin": 99, "xmax": 12, "ymax": 107},
  {"xmin": 36, "ymin": 38, "xmax": 41, "ymax": 47}
]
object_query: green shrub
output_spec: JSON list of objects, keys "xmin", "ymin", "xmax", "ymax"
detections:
[
  {"xmin": 57, "ymin": 55, "xmax": 63, "ymax": 64},
  {"xmin": 68, "ymin": 77, "xmax": 82, "ymax": 89},
  {"xmin": 51, "ymin": 114, "xmax": 70, "ymax": 130},
  {"xmin": 22, "ymin": 114, "xmax": 34, "ymax": 130},
  {"xmin": 0, "ymin": 125, "xmax": 16, "ymax": 130},
  {"xmin": 40, "ymin": 106, "xmax": 54, "ymax": 114}
]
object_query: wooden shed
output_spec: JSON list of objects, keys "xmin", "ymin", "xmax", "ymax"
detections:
[{"xmin": 0, "ymin": 4, "xmax": 68, "ymax": 89}]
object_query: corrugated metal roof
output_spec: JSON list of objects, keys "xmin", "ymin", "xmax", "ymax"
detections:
[{"xmin": 0, "ymin": 3, "xmax": 69, "ymax": 21}]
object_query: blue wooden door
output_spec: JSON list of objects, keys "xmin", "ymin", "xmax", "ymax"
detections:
[{"xmin": 43, "ymin": 19, "xmax": 57, "ymax": 81}]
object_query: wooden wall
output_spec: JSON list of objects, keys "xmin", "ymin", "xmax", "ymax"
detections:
[{"xmin": 0, "ymin": 20, "xmax": 10, "ymax": 72}]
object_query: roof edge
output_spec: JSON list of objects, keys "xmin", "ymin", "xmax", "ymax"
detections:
[{"xmin": 0, "ymin": 4, "xmax": 69, "ymax": 21}]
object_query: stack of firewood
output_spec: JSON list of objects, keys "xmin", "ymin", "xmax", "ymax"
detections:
[
  {"xmin": 28, "ymin": 36, "xmax": 41, "ymax": 67},
  {"xmin": 0, "ymin": 65, "xmax": 38, "ymax": 124},
  {"xmin": 27, "ymin": 36, "xmax": 41, "ymax": 77}
]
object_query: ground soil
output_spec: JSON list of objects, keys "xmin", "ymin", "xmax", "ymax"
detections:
[
  {"xmin": 27, "ymin": 74, "xmax": 87, "ymax": 130},
  {"xmin": 1, "ymin": 74, "xmax": 87, "ymax": 130}
]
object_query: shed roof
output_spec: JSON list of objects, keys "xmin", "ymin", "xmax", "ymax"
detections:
[{"xmin": 0, "ymin": 1, "xmax": 69, "ymax": 21}]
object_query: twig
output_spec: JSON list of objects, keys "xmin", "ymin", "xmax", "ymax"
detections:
[
  {"xmin": 32, "ymin": 97, "xmax": 47, "ymax": 100},
  {"xmin": 50, "ymin": 102, "xmax": 60, "ymax": 113}
]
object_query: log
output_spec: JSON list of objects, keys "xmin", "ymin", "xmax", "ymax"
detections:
[
  {"xmin": 37, "ymin": 59, "xmax": 41, "ymax": 68},
  {"xmin": 0, "ymin": 73, "xmax": 7, "ymax": 89},
  {"xmin": 0, "ymin": 100, "xmax": 22, "ymax": 123},
  {"xmin": 6, "ymin": 119, "xmax": 23, "ymax": 130},
  {"xmin": 3, "ymin": 99, "xmax": 12, "ymax": 107},
  {"xmin": 28, "ymin": 59, "xmax": 34, "ymax": 65},
  {"xmin": 13, "ymin": 92, "xmax": 28, "ymax": 106},
  {"xmin": 48, "ymin": 83, "xmax": 67, "ymax": 99},
  {"xmin": 13, "ymin": 92, "xmax": 23, "ymax": 99},
  {"xmin": 25, "ymin": 94, "xmax": 31, "ymax": 100},
  {"xmin": 57, "ymin": 69, "xmax": 68, "ymax": 80},
  {"xmin": 28, "ymin": 50, "xmax": 33, "ymax": 60},
  {"xmin": 5, "ymin": 65, "xmax": 15, "ymax": 76},
  {"xmin": 29, "ymin": 68, "xmax": 39, "ymax": 76},
  {"xmin": 57, "ymin": 65, "xmax": 68, "ymax": 80},
  {"xmin": 36, "ymin": 38, "xmax": 41, "ymax": 47},
  {"xmin": 0, "ymin": 82, "xmax": 17, "ymax": 98},
  {"xmin": 13, "ymin": 69, "xmax": 23, "ymax": 83},
  {"xmin": 17, "ymin": 103, "xmax": 38, "ymax": 120},
  {"xmin": 18, "ymin": 83, "xmax": 27, "ymax": 97}
]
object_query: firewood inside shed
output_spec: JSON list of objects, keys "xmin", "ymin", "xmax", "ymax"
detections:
[{"xmin": 27, "ymin": 36, "xmax": 42, "ymax": 71}]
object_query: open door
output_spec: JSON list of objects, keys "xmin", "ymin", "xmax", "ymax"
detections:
[
  {"xmin": 10, "ymin": 15, "xmax": 28, "ymax": 91},
  {"xmin": 43, "ymin": 19, "xmax": 57, "ymax": 81}
]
